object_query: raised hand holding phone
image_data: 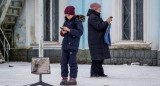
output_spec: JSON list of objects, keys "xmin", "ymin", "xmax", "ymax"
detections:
[
  {"xmin": 63, "ymin": 27, "xmax": 71, "ymax": 32},
  {"xmin": 60, "ymin": 27, "xmax": 67, "ymax": 34},
  {"xmin": 106, "ymin": 16, "xmax": 113, "ymax": 24}
]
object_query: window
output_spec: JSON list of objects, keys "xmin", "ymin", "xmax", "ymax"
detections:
[
  {"xmin": 122, "ymin": 0, "xmax": 143, "ymax": 41},
  {"xmin": 43, "ymin": 0, "xmax": 59, "ymax": 41},
  {"xmin": 44, "ymin": 0, "xmax": 50, "ymax": 41},
  {"xmin": 135, "ymin": 0, "xmax": 143, "ymax": 40}
]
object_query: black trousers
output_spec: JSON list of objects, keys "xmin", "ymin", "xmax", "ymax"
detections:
[{"xmin": 91, "ymin": 60, "xmax": 104, "ymax": 76}]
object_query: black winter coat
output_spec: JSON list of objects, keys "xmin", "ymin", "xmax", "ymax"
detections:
[
  {"xmin": 87, "ymin": 9, "xmax": 111, "ymax": 60},
  {"xmin": 61, "ymin": 15, "xmax": 85, "ymax": 51}
]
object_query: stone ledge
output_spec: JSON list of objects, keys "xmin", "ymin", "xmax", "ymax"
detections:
[
  {"xmin": 110, "ymin": 42, "xmax": 151, "ymax": 50},
  {"xmin": 30, "ymin": 42, "xmax": 61, "ymax": 49}
]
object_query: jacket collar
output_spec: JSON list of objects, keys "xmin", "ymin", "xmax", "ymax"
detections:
[
  {"xmin": 87, "ymin": 9, "xmax": 100, "ymax": 17},
  {"xmin": 65, "ymin": 15, "xmax": 85, "ymax": 22},
  {"xmin": 65, "ymin": 15, "xmax": 76, "ymax": 22}
]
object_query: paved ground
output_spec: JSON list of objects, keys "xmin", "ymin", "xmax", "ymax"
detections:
[{"xmin": 0, "ymin": 62, "xmax": 160, "ymax": 86}]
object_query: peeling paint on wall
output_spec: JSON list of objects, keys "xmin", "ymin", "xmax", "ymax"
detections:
[{"xmin": 14, "ymin": 2, "xmax": 27, "ymax": 48}]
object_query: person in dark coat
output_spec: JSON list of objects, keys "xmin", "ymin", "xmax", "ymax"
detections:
[
  {"xmin": 87, "ymin": 3, "xmax": 112, "ymax": 77},
  {"xmin": 60, "ymin": 6, "xmax": 85, "ymax": 85}
]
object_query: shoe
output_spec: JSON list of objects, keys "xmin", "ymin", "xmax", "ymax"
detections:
[
  {"xmin": 99, "ymin": 74, "xmax": 108, "ymax": 77},
  {"xmin": 90, "ymin": 73, "xmax": 99, "ymax": 78},
  {"xmin": 67, "ymin": 77, "xmax": 77, "ymax": 85},
  {"xmin": 60, "ymin": 77, "xmax": 68, "ymax": 85}
]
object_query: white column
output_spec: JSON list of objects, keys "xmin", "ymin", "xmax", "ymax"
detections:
[
  {"xmin": 35, "ymin": 0, "xmax": 39, "ymax": 44},
  {"xmin": 50, "ymin": 0, "xmax": 53, "ymax": 41},
  {"xmin": 59, "ymin": 0, "xmax": 68, "ymax": 44},
  {"xmin": 148, "ymin": 0, "xmax": 159, "ymax": 50},
  {"xmin": 143, "ymin": 0, "xmax": 148, "ymax": 42},
  {"xmin": 26, "ymin": 0, "xmax": 30, "ymax": 48},
  {"xmin": 159, "ymin": 29, "xmax": 160, "ymax": 51},
  {"xmin": 159, "ymin": 21, "xmax": 160, "ymax": 51},
  {"xmin": 131, "ymin": 0, "xmax": 134, "ymax": 41},
  {"xmin": 111, "ymin": 0, "xmax": 123, "ymax": 42},
  {"xmin": 159, "ymin": 1, "xmax": 160, "ymax": 51},
  {"xmin": 38, "ymin": 0, "xmax": 44, "ymax": 57}
]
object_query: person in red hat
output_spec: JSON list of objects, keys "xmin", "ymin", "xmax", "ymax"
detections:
[{"xmin": 60, "ymin": 6, "xmax": 85, "ymax": 85}]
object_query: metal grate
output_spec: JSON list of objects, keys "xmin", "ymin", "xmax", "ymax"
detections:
[
  {"xmin": 134, "ymin": 0, "xmax": 143, "ymax": 40},
  {"xmin": 44, "ymin": 0, "xmax": 50, "ymax": 41},
  {"xmin": 43, "ymin": 0, "xmax": 59, "ymax": 41},
  {"xmin": 122, "ymin": 0, "xmax": 131, "ymax": 40}
]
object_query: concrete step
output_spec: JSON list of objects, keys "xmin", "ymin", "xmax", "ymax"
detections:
[
  {"xmin": 1, "ymin": 29, "xmax": 13, "ymax": 34},
  {"xmin": 6, "ymin": 14, "xmax": 19, "ymax": 17},
  {"xmin": 5, "ymin": 22, "xmax": 16, "ymax": 25},
  {"xmin": 11, "ymin": 0, "xmax": 24, "ymax": 2},
  {"xmin": 110, "ymin": 42, "xmax": 151, "ymax": 50},
  {"xmin": 2, "ymin": 29, "xmax": 13, "ymax": 32},
  {"xmin": 0, "ymin": 32, "xmax": 11, "ymax": 35},
  {"xmin": 9, "ymin": 6, "xmax": 21, "ymax": 10}
]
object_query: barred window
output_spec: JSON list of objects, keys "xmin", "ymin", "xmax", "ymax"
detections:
[{"xmin": 122, "ymin": 0, "xmax": 143, "ymax": 40}]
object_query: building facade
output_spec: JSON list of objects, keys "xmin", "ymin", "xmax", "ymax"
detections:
[{"xmin": 0, "ymin": 0, "xmax": 160, "ymax": 65}]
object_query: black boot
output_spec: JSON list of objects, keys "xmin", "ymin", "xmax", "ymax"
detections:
[
  {"xmin": 99, "ymin": 74, "xmax": 108, "ymax": 77},
  {"xmin": 60, "ymin": 77, "xmax": 68, "ymax": 85},
  {"xmin": 98, "ymin": 60, "xmax": 108, "ymax": 77},
  {"xmin": 90, "ymin": 71, "xmax": 99, "ymax": 77},
  {"xmin": 90, "ymin": 61, "xmax": 100, "ymax": 78},
  {"xmin": 98, "ymin": 68, "xmax": 108, "ymax": 77},
  {"xmin": 67, "ymin": 77, "xmax": 77, "ymax": 85}
]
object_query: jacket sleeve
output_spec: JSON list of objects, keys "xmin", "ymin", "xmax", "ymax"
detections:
[
  {"xmin": 60, "ymin": 30, "xmax": 64, "ymax": 37},
  {"xmin": 89, "ymin": 15, "xmax": 108, "ymax": 31},
  {"xmin": 68, "ymin": 21, "xmax": 83, "ymax": 37}
]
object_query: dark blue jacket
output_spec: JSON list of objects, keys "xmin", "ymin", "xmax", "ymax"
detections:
[{"xmin": 61, "ymin": 15, "xmax": 85, "ymax": 51}]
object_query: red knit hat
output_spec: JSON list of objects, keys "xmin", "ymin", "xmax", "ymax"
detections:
[
  {"xmin": 64, "ymin": 6, "xmax": 75, "ymax": 15},
  {"xmin": 90, "ymin": 3, "xmax": 101, "ymax": 10}
]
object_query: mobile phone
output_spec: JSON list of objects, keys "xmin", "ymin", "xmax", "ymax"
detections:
[
  {"xmin": 60, "ymin": 27, "xmax": 64, "ymax": 29},
  {"xmin": 110, "ymin": 16, "xmax": 113, "ymax": 21},
  {"xmin": 60, "ymin": 27, "xmax": 66, "ymax": 31}
]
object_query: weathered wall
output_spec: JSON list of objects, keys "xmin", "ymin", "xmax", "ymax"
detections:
[
  {"xmin": 26, "ymin": 0, "xmax": 36, "ymax": 45},
  {"xmin": 14, "ymin": 1, "xmax": 27, "ymax": 48},
  {"xmin": 157, "ymin": 0, "xmax": 160, "ymax": 66},
  {"xmin": 148, "ymin": 0, "xmax": 160, "ymax": 50},
  {"xmin": 14, "ymin": 0, "xmax": 160, "ymax": 51},
  {"xmin": 14, "ymin": 0, "xmax": 36, "ymax": 48}
]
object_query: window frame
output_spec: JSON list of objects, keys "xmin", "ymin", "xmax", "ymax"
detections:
[
  {"xmin": 122, "ymin": 0, "xmax": 144, "ymax": 41},
  {"xmin": 112, "ymin": 0, "xmax": 148, "ymax": 43}
]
